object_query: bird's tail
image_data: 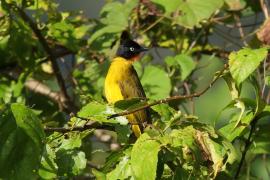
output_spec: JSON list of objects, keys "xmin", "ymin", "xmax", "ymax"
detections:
[{"xmin": 132, "ymin": 125, "xmax": 142, "ymax": 138}]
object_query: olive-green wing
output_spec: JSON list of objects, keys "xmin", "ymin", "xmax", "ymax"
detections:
[{"xmin": 118, "ymin": 65, "xmax": 150, "ymax": 124}]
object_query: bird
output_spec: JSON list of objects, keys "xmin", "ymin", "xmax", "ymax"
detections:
[{"xmin": 104, "ymin": 31, "xmax": 150, "ymax": 138}]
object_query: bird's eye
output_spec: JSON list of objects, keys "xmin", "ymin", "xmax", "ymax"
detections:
[{"xmin": 130, "ymin": 47, "xmax": 135, "ymax": 51}]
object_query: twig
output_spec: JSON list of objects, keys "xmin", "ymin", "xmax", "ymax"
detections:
[
  {"xmin": 141, "ymin": 16, "xmax": 164, "ymax": 34},
  {"xmin": 25, "ymin": 79, "xmax": 65, "ymax": 105},
  {"xmin": 14, "ymin": 5, "xmax": 76, "ymax": 112},
  {"xmin": 108, "ymin": 64, "xmax": 228, "ymax": 119},
  {"xmin": 260, "ymin": 0, "xmax": 269, "ymax": 19},
  {"xmin": 234, "ymin": 117, "xmax": 259, "ymax": 179},
  {"xmin": 233, "ymin": 13, "xmax": 248, "ymax": 46},
  {"xmin": 262, "ymin": 57, "xmax": 268, "ymax": 97},
  {"xmin": 44, "ymin": 121, "xmax": 114, "ymax": 133}
]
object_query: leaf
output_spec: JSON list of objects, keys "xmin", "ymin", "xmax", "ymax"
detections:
[
  {"xmin": 196, "ymin": 131, "xmax": 224, "ymax": 177},
  {"xmin": 88, "ymin": 0, "xmax": 138, "ymax": 44},
  {"xmin": 131, "ymin": 133, "xmax": 161, "ymax": 180},
  {"xmin": 225, "ymin": 0, "xmax": 246, "ymax": 11},
  {"xmin": 151, "ymin": 0, "xmax": 224, "ymax": 28},
  {"xmin": 38, "ymin": 145, "xmax": 58, "ymax": 179},
  {"xmin": 151, "ymin": 103, "xmax": 177, "ymax": 122},
  {"xmin": 56, "ymin": 150, "xmax": 87, "ymax": 176},
  {"xmin": 141, "ymin": 65, "xmax": 171, "ymax": 99},
  {"xmin": 219, "ymin": 111, "xmax": 254, "ymax": 141},
  {"xmin": 223, "ymin": 73, "xmax": 241, "ymax": 100},
  {"xmin": 151, "ymin": 0, "xmax": 182, "ymax": 14},
  {"xmin": 175, "ymin": 54, "xmax": 196, "ymax": 80},
  {"xmin": 251, "ymin": 126, "xmax": 270, "ymax": 154},
  {"xmin": 106, "ymin": 155, "xmax": 133, "ymax": 180},
  {"xmin": 0, "ymin": 103, "xmax": 45, "ymax": 179},
  {"xmin": 42, "ymin": 132, "xmax": 87, "ymax": 177},
  {"xmin": 229, "ymin": 48, "xmax": 268, "ymax": 85},
  {"xmin": 78, "ymin": 101, "xmax": 118, "ymax": 123},
  {"xmin": 114, "ymin": 98, "xmax": 147, "ymax": 111},
  {"xmin": 48, "ymin": 21, "xmax": 79, "ymax": 51}
]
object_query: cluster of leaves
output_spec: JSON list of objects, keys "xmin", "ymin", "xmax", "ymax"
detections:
[{"xmin": 1, "ymin": 0, "xmax": 270, "ymax": 179}]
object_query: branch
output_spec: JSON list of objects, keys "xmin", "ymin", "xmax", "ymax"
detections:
[
  {"xmin": 260, "ymin": 0, "xmax": 269, "ymax": 19},
  {"xmin": 108, "ymin": 64, "xmax": 228, "ymax": 119},
  {"xmin": 14, "ymin": 5, "xmax": 76, "ymax": 112},
  {"xmin": 44, "ymin": 120, "xmax": 114, "ymax": 133},
  {"xmin": 25, "ymin": 79, "xmax": 66, "ymax": 107},
  {"xmin": 234, "ymin": 117, "xmax": 259, "ymax": 179}
]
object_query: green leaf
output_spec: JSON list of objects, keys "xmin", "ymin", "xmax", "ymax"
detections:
[
  {"xmin": 78, "ymin": 101, "xmax": 118, "ymax": 123},
  {"xmin": 141, "ymin": 65, "xmax": 171, "ymax": 99},
  {"xmin": 251, "ymin": 131, "xmax": 270, "ymax": 154},
  {"xmin": 175, "ymin": 54, "xmax": 196, "ymax": 80},
  {"xmin": 56, "ymin": 150, "xmax": 87, "ymax": 176},
  {"xmin": 88, "ymin": 0, "xmax": 138, "ymax": 44},
  {"xmin": 229, "ymin": 48, "xmax": 268, "ymax": 85},
  {"xmin": 38, "ymin": 145, "xmax": 58, "ymax": 179},
  {"xmin": 196, "ymin": 131, "xmax": 224, "ymax": 177},
  {"xmin": 0, "ymin": 103, "xmax": 45, "ymax": 179},
  {"xmin": 151, "ymin": 103, "xmax": 177, "ymax": 122},
  {"xmin": 106, "ymin": 154, "xmax": 133, "ymax": 180},
  {"xmin": 48, "ymin": 21, "xmax": 79, "ymax": 51},
  {"xmin": 225, "ymin": 0, "xmax": 246, "ymax": 11},
  {"xmin": 151, "ymin": 0, "xmax": 182, "ymax": 14},
  {"xmin": 42, "ymin": 132, "xmax": 87, "ymax": 177},
  {"xmin": 151, "ymin": 0, "xmax": 224, "ymax": 28},
  {"xmin": 165, "ymin": 54, "xmax": 196, "ymax": 80},
  {"xmin": 114, "ymin": 98, "xmax": 147, "ymax": 111},
  {"xmin": 131, "ymin": 133, "xmax": 160, "ymax": 180}
]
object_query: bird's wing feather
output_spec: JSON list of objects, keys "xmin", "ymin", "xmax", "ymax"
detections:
[
  {"xmin": 118, "ymin": 66, "xmax": 150, "ymax": 125},
  {"xmin": 118, "ymin": 66, "xmax": 146, "ymax": 99}
]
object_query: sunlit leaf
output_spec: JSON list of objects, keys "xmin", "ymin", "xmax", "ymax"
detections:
[
  {"xmin": 229, "ymin": 48, "xmax": 268, "ymax": 85},
  {"xmin": 78, "ymin": 101, "xmax": 118, "ymax": 123},
  {"xmin": 151, "ymin": 0, "xmax": 224, "ymax": 28},
  {"xmin": 131, "ymin": 133, "xmax": 160, "ymax": 180}
]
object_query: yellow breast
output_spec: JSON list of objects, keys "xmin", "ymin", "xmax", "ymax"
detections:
[{"xmin": 104, "ymin": 57, "xmax": 132, "ymax": 103}]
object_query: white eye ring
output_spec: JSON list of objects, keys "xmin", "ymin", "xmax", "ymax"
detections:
[{"xmin": 130, "ymin": 47, "xmax": 135, "ymax": 51}]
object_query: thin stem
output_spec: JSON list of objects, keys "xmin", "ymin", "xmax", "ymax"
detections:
[
  {"xmin": 234, "ymin": 118, "xmax": 259, "ymax": 179},
  {"xmin": 141, "ymin": 16, "xmax": 164, "ymax": 34}
]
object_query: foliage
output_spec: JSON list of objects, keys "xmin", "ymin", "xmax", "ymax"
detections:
[{"xmin": 0, "ymin": 0, "xmax": 270, "ymax": 179}]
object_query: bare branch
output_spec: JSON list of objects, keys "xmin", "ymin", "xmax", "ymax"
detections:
[
  {"xmin": 260, "ymin": 0, "xmax": 269, "ymax": 19},
  {"xmin": 25, "ymin": 79, "xmax": 66, "ymax": 107}
]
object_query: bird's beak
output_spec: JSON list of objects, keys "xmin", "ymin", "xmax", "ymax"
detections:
[{"xmin": 140, "ymin": 47, "xmax": 148, "ymax": 52}]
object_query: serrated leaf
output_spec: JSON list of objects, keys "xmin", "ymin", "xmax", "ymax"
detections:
[
  {"xmin": 131, "ymin": 133, "xmax": 160, "ymax": 180},
  {"xmin": 229, "ymin": 48, "xmax": 268, "ymax": 85},
  {"xmin": 141, "ymin": 65, "xmax": 171, "ymax": 99}
]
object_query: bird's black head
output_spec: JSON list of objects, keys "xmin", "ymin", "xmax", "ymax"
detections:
[{"xmin": 116, "ymin": 31, "xmax": 148, "ymax": 60}]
